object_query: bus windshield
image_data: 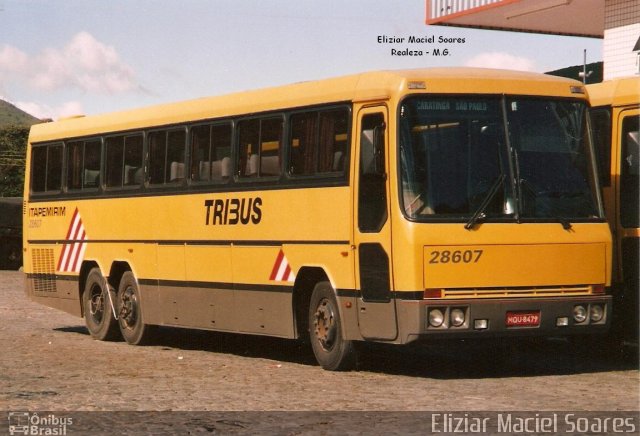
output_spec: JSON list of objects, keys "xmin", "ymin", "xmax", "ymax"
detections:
[{"xmin": 399, "ymin": 96, "xmax": 602, "ymax": 224}]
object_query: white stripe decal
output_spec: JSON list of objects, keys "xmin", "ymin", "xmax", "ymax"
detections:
[{"xmin": 57, "ymin": 208, "xmax": 89, "ymax": 273}]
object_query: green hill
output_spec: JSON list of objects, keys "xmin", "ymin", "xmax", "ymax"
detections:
[
  {"xmin": 546, "ymin": 61, "xmax": 603, "ymax": 85},
  {"xmin": 0, "ymin": 99, "xmax": 40, "ymax": 128}
]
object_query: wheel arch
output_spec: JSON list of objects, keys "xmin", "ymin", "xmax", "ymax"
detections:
[
  {"xmin": 292, "ymin": 266, "xmax": 332, "ymax": 339},
  {"xmin": 108, "ymin": 261, "xmax": 132, "ymax": 291}
]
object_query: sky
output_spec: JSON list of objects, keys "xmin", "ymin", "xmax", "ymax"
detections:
[{"xmin": 0, "ymin": 0, "xmax": 603, "ymax": 120}]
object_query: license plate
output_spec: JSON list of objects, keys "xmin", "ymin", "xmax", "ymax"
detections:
[{"xmin": 506, "ymin": 311, "xmax": 540, "ymax": 327}]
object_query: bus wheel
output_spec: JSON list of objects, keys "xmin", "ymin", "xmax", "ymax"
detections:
[
  {"xmin": 309, "ymin": 282, "xmax": 355, "ymax": 371},
  {"xmin": 117, "ymin": 271, "xmax": 153, "ymax": 345},
  {"xmin": 82, "ymin": 268, "xmax": 120, "ymax": 341}
]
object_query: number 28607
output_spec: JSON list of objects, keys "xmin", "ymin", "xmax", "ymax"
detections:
[{"xmin": 428, "ymin": 249, "xmax": 483, "ymax": 264}]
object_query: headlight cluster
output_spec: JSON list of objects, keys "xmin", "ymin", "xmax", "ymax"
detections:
[
  {"xmin": 427, "ymin": 306, "xmax": 468, "ymax": 329},
  {"xmin": 572, "ymin": 303, "xmax": 606, "ymax": 324}
]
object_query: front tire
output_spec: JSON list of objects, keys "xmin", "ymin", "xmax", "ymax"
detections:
[
  {"xmin": 82, "ymin": 268, "xmax": 120, "ymax": 341},
  {"xmin": 117, "ymin": 271, "xmax": 154, "ymax": 345},
  {"xmin": 308, "ymin": 282, "xmax": 355, "ymax": 371}
]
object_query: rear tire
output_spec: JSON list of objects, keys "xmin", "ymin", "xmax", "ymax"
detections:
[
  {"xmin": 117, "ymin": 271, "xmax": 154, "ymax": 345},
  {"xmin": 82, "ymin": 268, "xmax": 120, "ymax": 341},
  {"xmin": 308, "ymin": 282, "xmax": 355, "ymax": 371}
]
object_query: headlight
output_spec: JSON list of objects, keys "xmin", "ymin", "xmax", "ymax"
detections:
[
  {"xmin": 573, "ymin": 305, "xmax": 587, "ymax": 323},
  {"xmin": 428, "ymin": 308, "xmax": 444, "ymax": 327},
  {"xmin": 450, "ymin": 308, "xmax": 465, "ymax": 327},
  {"xmin": 590, "ymin": 304, "xmax": 604, "ymax": 323}
]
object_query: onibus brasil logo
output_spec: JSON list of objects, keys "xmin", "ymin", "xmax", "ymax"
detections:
[{"xmin": 7, "ymin": 412, "xmax": 73, "ymax": 435}]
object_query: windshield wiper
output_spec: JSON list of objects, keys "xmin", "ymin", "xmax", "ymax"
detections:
[
  {"xmin": 520, "ymin": 178, "xmax": 574, "ymax": 230},
  {"xmin": 465, "ymin": 174, "xmax": 506, "ymax": 230},
  {"xmin": 558, "ymin": 218, "xmax": 573, "ymax": 231}
]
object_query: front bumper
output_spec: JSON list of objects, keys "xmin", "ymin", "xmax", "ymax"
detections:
[{"xmin": 397, "ymin": 295, "xmax": 612, "ymax": 344}]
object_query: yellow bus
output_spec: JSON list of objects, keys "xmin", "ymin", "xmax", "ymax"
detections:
[
  {"xmin": 24, "ymin": 68, "xmax": 612, "ymax": 370},
  {"xmin": 588, "ymin": 77, "xmax": 639, "ymax": 346}
]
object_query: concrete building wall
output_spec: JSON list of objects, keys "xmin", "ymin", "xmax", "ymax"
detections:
[{"xmin": 604, "ymin": 0, "xmax": 640, "ymax": 79}]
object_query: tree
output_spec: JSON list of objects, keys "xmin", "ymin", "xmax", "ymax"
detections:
[{"xmin": 0, "ymin": 126, "xmax": 29, "ymax": 197}]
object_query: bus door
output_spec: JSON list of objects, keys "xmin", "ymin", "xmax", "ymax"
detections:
[
  {"xmin": 353, "ymin": 106, "xmax": 397, "ymax": 340},
  {"xmin": 616, "ymin": 109, "xmax": 639, "ymax": 340}
]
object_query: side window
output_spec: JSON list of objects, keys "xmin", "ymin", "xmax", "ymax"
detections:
[
  {"xmin": 166, "ymin": 129, "xmax": 186, "ymax": 183},
  {"xmin": 238, "ymin": 119, "xmax": 259, "ymax": 178},
  {"xmin": 289, "ymin": 108, "xmax": 349, "ymax": 176},
  {"xmin": 590, "ymin": 107, "xmax": 612, "ymax": 187},
  {"xmin": 47, "ymin": 144, "xmax": 63, "ymax": 191},
  {"xmin": 358, "ymin": 112, "xmax": 387, "ymax": 232},
  {"xmin": 148, "ymin": 131, "xmax": 166, "ymax": 185},
  {"xmin": 238, "ymin": 117, "xmax": 283, "ymax": 178},
  {"xmin": 67, "ymin": 141, "xmax": 83, "ymax": 190},
  {"xmin": 105, "ymin": 136, "xmax": 124, "ymax": 187},
  {"xmin": 149, "ymin": 128, "xmax": 186, "ymax": 185},
  {"xmin": 124, "ymin": 135, "xmax": 143, "ymax": 186},
  {"xmin": 260, "ymin": 118, "xmax": 283, "ymax": 177},
  {"xmin": 106, "ymin": 134, "xmax": 143, "ymax": 188},
  {"xmin": 190, "ymin": 122, "xmax": 232, "ymax": 182},
  {"xmin": 83, "ymin": 140, "xmax": 101, "ymax": 189},
  {"xmin": 620, "ymin": 115, "xmax": 639, "ymax": 228},
  {"xmin": 66, "ymin": 139, "xmax": 101, "ymax": 191},
  {"xmin": 31, "ymin": 146, "xmax": 47, "ymax": 193},
  {"xmin": 31, "ymin": 143, "xmax": 63, "ymax": 194}
]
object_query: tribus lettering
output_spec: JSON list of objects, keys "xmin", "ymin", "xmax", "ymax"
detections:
[{"xmin": 204, "ymin": 197, "xmax": 262, "ymax": 225}]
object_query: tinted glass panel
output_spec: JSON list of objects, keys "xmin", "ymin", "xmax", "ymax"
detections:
[
  {"xmin": 289, "ymin": 108, "xmax": 348, "ymax": 176},
  {"xmin": 620, "ymin": 115, "xmax": 639, "ymax": 228},
  {"xmin": 124, "ymin": 135, "xmax": 143, "ymax": 186},
  {"xmin": 166, "ymin": 129, "xmax": 186, "ymax": 183},
  {"xmin": 190, "ymin": 125, "xmax": 211, "ymax": 181},
  {"xmin": 260, "ymin": 118, "xmax": 282, "ymax": 177},
  {"xmin": 31, "ymin": 147, "xmax": 47, "ymax": 193},
  {"xmin": 400, "ymin": 97, "xmax": 511, "ymax": 219},
  {"xmin": 238, "ymin": 119, "xmax": 260, "ymax": 178},
  {"xmin": 191, "ymin": 123, "xmax": 232, "ymax": 182},
  {"xmin": 148, "ymin": 131, "xmax": 167, "ymax": 185},
  {"xmin": 106, "ymin": 134, "xmax": 143, "ymax": 188},
  {"xmin": 358, "ymin": 113, "xmax": 387, "ymax": 232},
  {"xmin": 31, "ymin": 146, "xmax": 47, "ymax": 192},
  {"xmin": 238, "ymin": 118, "xmax": 282, "ymax": 178},
  {"xmin": 105, "ymin": 136, "xmax": 125, "ymax": 187},
  {"xmin": 66, "ymin": 141, "xmax": 83, "ymax": 190},
  {"xmin": 83, "ymin": 140, "xmax": 101, "ymax": 189},
  {"xmin": 46, "ymin": 144, "xmax": 63, "ymax": 191},
  {"xmin": 318, "ymin": 110, "xmax": 348, "ymax": 173},
  {"xmin": 508, "ymin": 99, "xmax": 599, "ymax": 219},
  {"xmin": 400, "ymin": 97, "xmax": 600, "ymax": 222}
]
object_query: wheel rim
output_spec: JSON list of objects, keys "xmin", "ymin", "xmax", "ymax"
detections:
[
  {"xmin": 119, "ymin": 286, "xmax": 138, "ymax": 330},
  {"xmin": 88, "ymin": 283, "xmax": 105, "ymax": 324},
  {"xmin": 313, "ymin": 297, "xmax": 337, "ymax": 351}
]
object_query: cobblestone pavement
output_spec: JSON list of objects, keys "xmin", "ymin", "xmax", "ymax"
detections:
[{"xmin": 0, "ymin": 271, "xmax": 638, "ymax": 434}]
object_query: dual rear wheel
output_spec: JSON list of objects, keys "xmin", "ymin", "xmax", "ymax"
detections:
[{"xmin": 82, "ymin": 268, "xmax": 153, "ymax": 345}]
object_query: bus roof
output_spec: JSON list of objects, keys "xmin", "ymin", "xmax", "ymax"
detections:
[
  {"xmin": 587, "ymin": 76, "xmax": 640, "ymax": 108},
  {"xmin": 29, "ymin": 68, "xmax": 587, "ymax": 143}
]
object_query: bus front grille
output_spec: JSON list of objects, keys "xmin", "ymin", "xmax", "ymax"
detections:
[{"xmin": 442, "ymin": 285, "xmax": 593, "ymax": 299}]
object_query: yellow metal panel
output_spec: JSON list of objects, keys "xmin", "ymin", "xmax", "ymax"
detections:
[
  {"xmin": 157, "ymin": 245, "xmax": 185, "ymax": 281},
  {"xmin": 587, "ymin": 77, "xmax": 640, "ymax": 108},
  {"xmin": 284, "ymin": 244, "xmax": 355, "ymax": 290},
  {"xmin": 424, "ymin": 243, "xmax": 606, "ymax": 288},
  {"xmin": 232, "ymin": 245, "xmax": 283, "ymax": 285},
  {"xmin": 185, "ymin": 246, "xmax": 232, "ymax": 283}
]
